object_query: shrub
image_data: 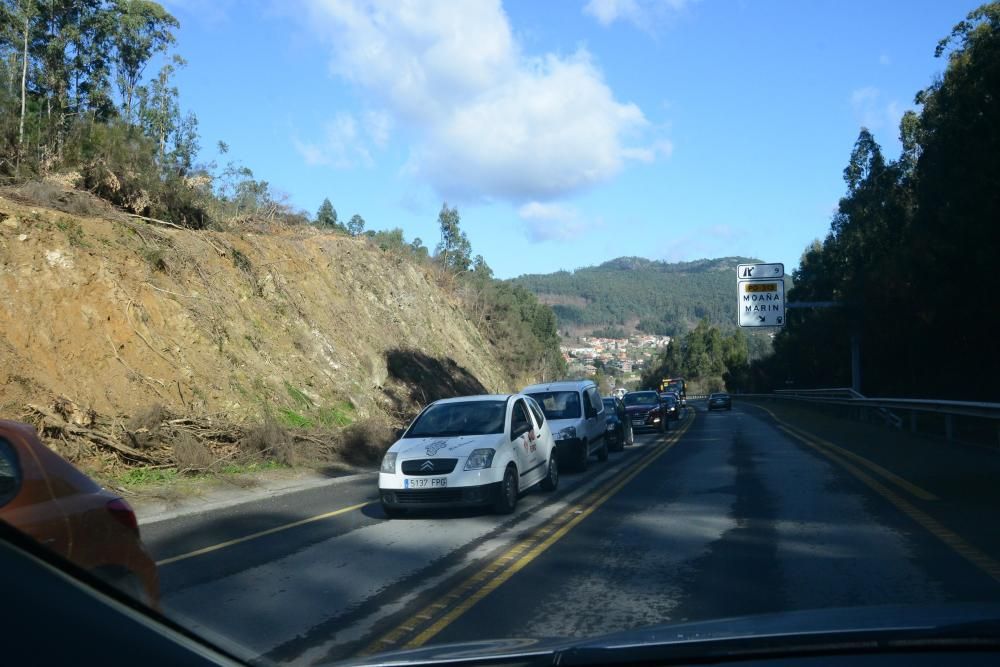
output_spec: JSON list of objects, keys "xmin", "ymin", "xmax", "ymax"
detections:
[
  {"xmin": 127, "ymin": 404, "xmax": 169, "ymax": 448},
  {"xmin": 336, "ymin": 419, "xmax": 394, "ymax": 466},
  {"xmin": 172, "ymin": 432, "xmax": 214, "ymax": 470}
]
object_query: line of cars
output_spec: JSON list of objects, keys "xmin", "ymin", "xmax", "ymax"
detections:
[{"xmin": 378, "ymin": 380, "xmax": 686, "ymax": 517}]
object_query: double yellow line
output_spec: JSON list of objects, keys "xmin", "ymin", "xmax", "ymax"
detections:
[
  {"xmin": 363, "ymin": 413, "xmax": 696, "ymax": 655},
  {"xmin": 752, "ymin": 403, "xmax": 1000, "ymax": 584}
]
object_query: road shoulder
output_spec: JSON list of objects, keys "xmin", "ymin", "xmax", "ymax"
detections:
[{"xmin": 131, "ymin": 465, "xmax": 376, "ymax": 526}]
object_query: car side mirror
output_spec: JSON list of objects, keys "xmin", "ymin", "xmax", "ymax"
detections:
[
  {"xmin": 393, "ymin": 428, "xmax": 405, "ymax": 440},
  {"xmin": 0, "ymin": 437, "xmax": 22, "ymax": 508},
  {"xmin": 511, "ymin": 423, "xmax": 531, "ymax": 440}
]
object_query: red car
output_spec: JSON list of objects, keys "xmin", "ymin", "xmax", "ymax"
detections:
[
  {"xmin": 0, "ymin": 420, "xmax": 159, "ymax": 606},
  {"xmin": 622, "ymin": 391, "xmax": 669, "ymax": 432}
]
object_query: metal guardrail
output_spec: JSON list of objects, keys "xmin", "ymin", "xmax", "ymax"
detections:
[
  {"xmin": 740, "ymin": 389, "xmax": 1000, "ymax": 447},
  {"xmin": 775, "ymin": 388, "xmax": 901, "ymax": 428}
]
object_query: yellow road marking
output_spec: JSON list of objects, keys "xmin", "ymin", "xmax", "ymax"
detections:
[
  {"xmin": 365, "ymin": 414, "xmax": 696, "ymax": 653},
  {"xmin": 156, "ymin": 501, "xmax": 373, "ymax": 566},
  {"xmin": 771, "ymin": 422, "xmax": 1000, "ymax": 584},
  {"xmin": 753, "ymin": 404, "xmax": 937, "ymax": 501}
]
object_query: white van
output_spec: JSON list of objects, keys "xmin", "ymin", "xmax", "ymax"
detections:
[{"xmin": 521, "ymin": 380, "xmax": 607, "ymax": 471}]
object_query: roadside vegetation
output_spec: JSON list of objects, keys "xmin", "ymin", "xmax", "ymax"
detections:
[
  {"xmin": 0, "ymin": 0, "xmax": 564, "ymax": 486},
  {"xmin": 748, "ymin": 4, "xmax": 1000, "ymax": 400},
  {"xmin": 640, "ymin": 321, "xmax": 753, "ymax": 394}
]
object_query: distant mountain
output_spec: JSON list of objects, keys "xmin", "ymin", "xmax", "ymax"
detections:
[{"xmin": 511, "ymin": 256, "xmax": 763, "ymax": 336}]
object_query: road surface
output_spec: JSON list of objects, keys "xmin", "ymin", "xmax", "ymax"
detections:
[{"xmin": 141, "ymin": 400, "xmax": 1000, "ymax": 664}]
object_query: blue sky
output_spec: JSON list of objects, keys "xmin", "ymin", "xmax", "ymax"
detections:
[{"xmin": 162, "ymin": 0, "xmax": 973, "ymax": 279}]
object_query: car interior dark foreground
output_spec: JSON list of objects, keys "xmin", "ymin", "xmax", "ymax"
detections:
[{"xmin": 3, "ymin": 518, "xmax": 999, "ymax": 666}]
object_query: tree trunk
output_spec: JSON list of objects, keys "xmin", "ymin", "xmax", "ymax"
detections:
[{"xmin": 18, "ymin": 16, "xmax": 29, "ymax": 176}]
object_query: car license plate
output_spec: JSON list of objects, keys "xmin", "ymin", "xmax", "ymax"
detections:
[
  {"xmin": 632, "ymin": 419, "xmax": 644, "ymax": 426},
  {"xmin": 404, "ymin": 477, "xmax": 447, "ymax": 489}
]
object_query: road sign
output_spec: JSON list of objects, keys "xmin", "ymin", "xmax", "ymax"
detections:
[
  {"xmin": 738, "ymin": 279, "xmax": 785, "ymax": 327},
  {"xmin": 737, "ymin": 263, "xmax": 784, "ymax": 280}
]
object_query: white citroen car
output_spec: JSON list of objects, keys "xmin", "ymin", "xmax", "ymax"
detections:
[{"xmin": 378, "ymin": 394, "xmax": 558, "ymax": 517}]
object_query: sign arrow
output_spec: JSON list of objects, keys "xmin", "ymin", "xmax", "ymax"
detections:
[{"xmin": 758, "ymin": 316, "xmax": 765, "ymax": 323}]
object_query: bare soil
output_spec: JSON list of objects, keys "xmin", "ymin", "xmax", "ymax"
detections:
[{"xmin": 0, "ymin": 189, "xmax": 510, "ymax": 480}]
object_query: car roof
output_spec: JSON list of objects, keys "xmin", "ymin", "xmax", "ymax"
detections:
[
  {"xmin": 433, "ymin": 394, "xmax": 512, "ymax": 405},
  {"xmin": 522, "ymin": 380, "xmax": 594, "ymax": 392}
]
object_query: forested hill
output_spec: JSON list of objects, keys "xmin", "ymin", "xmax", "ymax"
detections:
[{"xmin": 512, "ymin": 256, "xmax": 762, "ymax": 336}]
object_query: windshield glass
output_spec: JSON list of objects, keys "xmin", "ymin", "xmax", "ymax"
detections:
[
  {"xmin": 624, "ymin": 392, "xmax": 659, "ymax": 406},
  {"xmin": 526, "ymin": 391, "xmax": 582, "ymax": 420},
  {"xmin": 404, "ymin": 400, "xmax": 507, "ymax": 438},
  {"xmin": 1, "ymin": 1, "xmax": 997, "ymax": 664}
]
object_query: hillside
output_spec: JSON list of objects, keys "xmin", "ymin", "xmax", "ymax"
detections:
[
  {"xmin": 0, "ymin": 190, "xmax": 515, "ymax": 475},
  {"xmin": 512, "ymin": 256, "xmax": 763, "ymax": 336}
]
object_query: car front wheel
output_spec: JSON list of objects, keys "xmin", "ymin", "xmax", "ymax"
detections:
[
  {"xmin": 494, "ymin": 465, "xmax": 519, "ymax": 514},
  {"xmin": 382, "ymin": 502, "xmax": 405, "ymax": 519},
  {"xmin": 540, "ymin": 454, "xmax": 559, "ymax": 491},
  {"xmin": 597, "ymin": 437, "xmax": 609, "ymax": 461},
  {"xmin": 576, "ymin": 440, "xmax": 590, "ymax": 471}
]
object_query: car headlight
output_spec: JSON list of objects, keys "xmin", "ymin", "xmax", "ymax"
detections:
[
  {"xmin": 464, "ymin": 448, "xmax": 496, "ymax": 470},
  {"xmin": 556, "ymin": 426, "xmax": 577, "ymax": 440},
  {"xmin": 380, "ymin": 452, "xmax": 397, "ymax": 474}
]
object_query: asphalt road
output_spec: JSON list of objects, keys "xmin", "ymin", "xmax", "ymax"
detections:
[{"xmin": 141, "ymin": 401, "xmax": 1000, "ymax": 664}]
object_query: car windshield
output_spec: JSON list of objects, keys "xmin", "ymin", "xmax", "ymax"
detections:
[
  {"xmin": 526, "ymin": 391, "xmax": 582, "ymax": 420},
  {"xmin": 624, "ymin": 392, "xmax": 659, "ymax": 406},
  {"xmin": 1, "ymin": 1, "xmax": 998, "ymax": 665},
  {"xmin": 404, "ymin": 400, "xmax": 507, "ymax": 438}
]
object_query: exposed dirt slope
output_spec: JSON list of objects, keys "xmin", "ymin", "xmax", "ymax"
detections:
[{"xmin": 0, "ymin": 193, "xmax": 510, "ymax": 468}]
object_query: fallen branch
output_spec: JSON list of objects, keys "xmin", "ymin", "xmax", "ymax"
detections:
[
  {"xmin": 105, "ymin": 333, "xmax": 169, "ymax": 398},
  {"xmin": 27, "ymin": 404, "xmax": 166, "ymax": 464},
  {"xmin": 126, "ymin": 212, "xmax": 187, "ymax": 230},
  {"xmin": 126, "ymin": 213, "xmax": 228, "ymax": 256}
]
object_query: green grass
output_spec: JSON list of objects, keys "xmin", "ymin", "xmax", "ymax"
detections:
[
  {"xmin": 284, "ymin": 381, "xmax": 314, "ymax": 408},
  {"xmin": 317, "ymin": 401, "xmax": 355, "ymax": 427},
  {"xmin": 113, "ymin": 460, "xmax": 289, "ymax": 489},
  {"xmin": 217, "ymin": 460, "xmax": 286, "ymax": 475},
  {"xmin": 55, "ymin": 217, "xmax": 87, "ymax": 247},
  {"xmin": 116, "ymin": 467, "xmax": 180, "ymax": 487},
  {"xmin": 277, "ymin": 408, "xmax": 313, "ymax": 428}
]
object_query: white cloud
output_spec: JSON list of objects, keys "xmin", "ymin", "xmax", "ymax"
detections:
[
  {"xmin": 519, "ymin": 201, "xmax": 578, "ymax": 224},
  {"xmin": 583, "ymin": 0, "xmax": 692, "ymax": 29},
  {"xmin": 879, "ymin": 53, "xmax": 891, "ymax": 66},
  {"xmin": 518, "ymin": 202, "xmax": 600, "ymax": 242},
  {"xmin": 585, "ymin": 0, "xmax": 641, "ymax": 25},
  {"xmin": 621, "ymin": 140, "xmax": 674, "ymax": 163},
  {"xmin": 659, "ymin": 224, "xmax": 742, "ymax": 261},
  {"xmin": 302, "ymin": 0, "xmax": 667, "ymax": 202},
  {"xmin": 292, "ymin": 113, "xmax": 368, "ymax": 168},
  {"xmin": 363, "ymin": 110, "xmax": 392, "ymax": 148},
  {"xmin": 161, "ymin": 0, "xmax": 235, "ymax": 24},
  {"xmin": 849, "ymin": 86, "xmax": 905, "ymax": 133}
]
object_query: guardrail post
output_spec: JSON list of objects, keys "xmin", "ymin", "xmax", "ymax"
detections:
[{"xmin": 945, "ymin": 414, "xmax": 954, "ymax": 441}]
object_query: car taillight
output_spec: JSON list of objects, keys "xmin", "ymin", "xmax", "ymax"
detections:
[{"xmin": 107, "ymin": 497, "xmax": 139, "ymax": 536}]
